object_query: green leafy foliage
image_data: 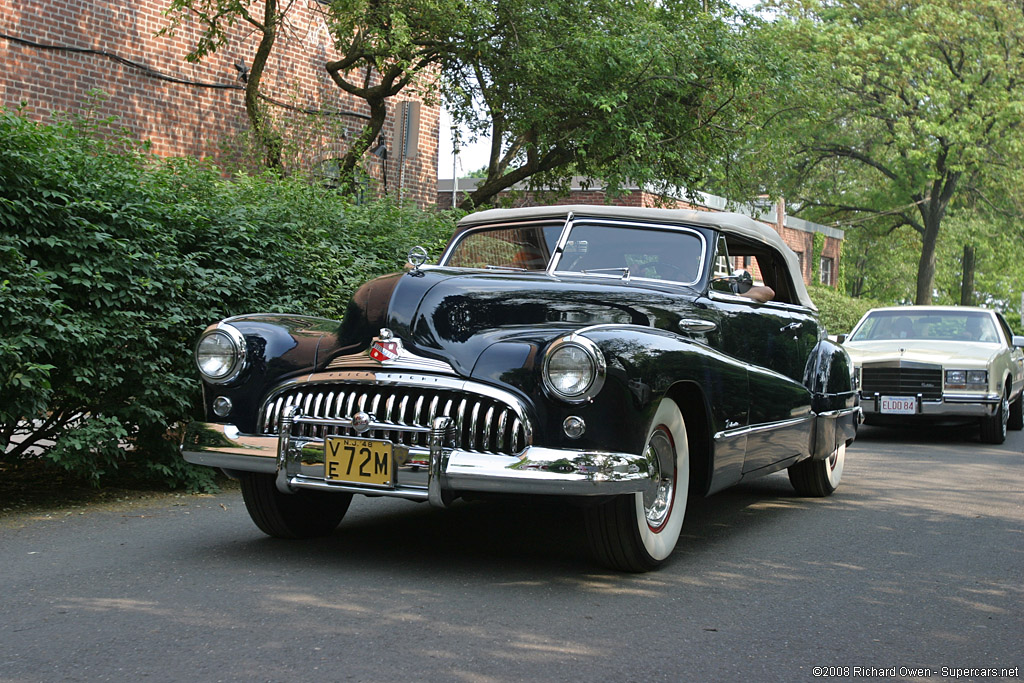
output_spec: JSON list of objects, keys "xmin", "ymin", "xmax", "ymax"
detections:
[
  {"xmin": 444, "ymin": 0, "xmax": 790, "ymax": 209},
  {"xmin": 0, "ymin": 110, "xmax": 455, "ymax": 489},
  {"xmin": 809, "ymin": 284, "xmax": 886, "ymax": 337},
  {"xmin": 759, "ymin": 0, "xmax": 1024, "ymax": 305}
]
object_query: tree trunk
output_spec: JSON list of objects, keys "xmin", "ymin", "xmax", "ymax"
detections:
[
  {"xmin": 915, "ymin": 217, "xmax": 940, "ymax": 305},
  {"xmin": 246, "ymin": 0, "xmax": 283, "ymax": 169},
  {"xmin": 960, "ymin": 244, "xmax": 976, "ymax": 306}
]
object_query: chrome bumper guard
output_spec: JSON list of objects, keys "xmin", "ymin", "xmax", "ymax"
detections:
[{"xmin": 181, "ymin": 407, "xmax": 652, "ymax": 507}]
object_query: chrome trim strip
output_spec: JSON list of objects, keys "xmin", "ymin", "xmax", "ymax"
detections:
[
  {"xmin": 816, "ymin": 407, "xmax": 862, "ymax": 419},
  {"xmin": 712, "ymin": 415, "xmax": 815, "ymax": 442},
  {"xmin": 327, "ymin": 346, "xmax": 458, "ymax": 376}
]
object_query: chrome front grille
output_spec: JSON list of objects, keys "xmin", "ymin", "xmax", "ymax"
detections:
[
  {"xmin": 861, "ymin": 364, "xmax": 943, "ymax": 400},
  {"xmin": 260, "ymin": 383, "xmax": 529, "ymax": 456}
]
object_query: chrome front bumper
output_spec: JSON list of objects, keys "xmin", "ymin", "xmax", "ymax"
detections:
[
  {"xmin": 859, "ymin": 392, "xmax": 1000, "ymax": 418},
  {"xmin": 181, "ymin": 409, "xmax": 652, "ymax": 507}
]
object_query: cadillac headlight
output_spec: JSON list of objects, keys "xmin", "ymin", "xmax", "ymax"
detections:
[
  {"xmin": 195, "ymin": 324, "xmax": 247, "ymax": 384},
  {"xmin": 945, "ymin": 369, "xmax": 987, "ymax": 388},
  {"xmin": 966, "ymin": 370, "xmax": 988, "ymax": 386},
  {"xmin": 542, "ymin": 335, "xmax": 606, "ymax": 403}
]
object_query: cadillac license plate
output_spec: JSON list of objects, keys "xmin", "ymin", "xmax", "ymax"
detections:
[
  {"xmin": 880, "ymin": 396, "xmax": 917, "ymax": 415},
  {"xmin": 325, "ymin": 436, "xmax": 393, "ymax": 487}
]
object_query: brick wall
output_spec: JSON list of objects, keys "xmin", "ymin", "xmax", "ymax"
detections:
[{"xmin": 0, "ymin": 0, "xmax": 438, "ymax": 207}]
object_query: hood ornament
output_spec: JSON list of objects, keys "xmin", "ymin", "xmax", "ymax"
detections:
[
  {"xmin": 407, "ymin": 245, "xmax": 429, "ymax": 274},
  {"xmin": 370, "ymin": 328, "xmax": 402, "ymax": 362}
]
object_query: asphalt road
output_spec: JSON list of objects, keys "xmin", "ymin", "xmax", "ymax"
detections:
[{"xmin": 2, "ymin": 424, "xmax": 1021, "ymax": 683}]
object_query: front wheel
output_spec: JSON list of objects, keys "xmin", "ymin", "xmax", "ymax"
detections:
[
  {"xmin": 584, "ymin": 398, "xmax": 689, "ymax": 572},
  {"xmin": 979, "ymin": 393, "xmax": 1008, "ymax": 444},
  {"xmin": 788, "ymin": 443, "xmax": 845, "ymax": 497},
  {"xmin": 239, "ymin": 472, "xmax": 352, "ymax": 539}
]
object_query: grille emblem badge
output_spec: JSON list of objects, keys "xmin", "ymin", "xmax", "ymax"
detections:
[
  {"xmin": 351, "ymin": 411, "xmax": 372, "ymax": 434},
  {"xmin": 370, "ymin": 329, "xmax": 402, "ymax": 362}
]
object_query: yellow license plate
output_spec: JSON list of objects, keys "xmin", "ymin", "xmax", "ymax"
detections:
[{"xmin": 324, "ymin": 436, "xmax": 393, "ymax": 487}]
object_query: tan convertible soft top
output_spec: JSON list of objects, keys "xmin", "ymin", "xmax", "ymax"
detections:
[{"xmin": 456, "ymin": 205, "xmax": 815, "ymax": 310}]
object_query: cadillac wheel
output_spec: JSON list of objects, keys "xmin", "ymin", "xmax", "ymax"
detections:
[{"xmin": 585, "ymin": 398, "xmax": 689, "ymax": 572}]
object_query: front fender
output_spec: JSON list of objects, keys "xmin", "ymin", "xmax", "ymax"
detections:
[
  {"xmin": 470, "ymin": 326, "xmax": 754, "ymax": 457},
  {"xmin": 200, "ymin": 314, "xmax": 342, "ymax": 433}
]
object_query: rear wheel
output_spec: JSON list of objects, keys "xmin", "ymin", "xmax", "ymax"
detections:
[
  {"xmin": 239, "ymin": 472, "xmax": 352, "ymax": 539},
  {"xmin": 788, "ymin": 443, "xmax": 845, "ymax": 497},
  {"xmin": 979, "ymin": 393, "xmax": 1009, "ymax": 444},
  {"xmin": 585, "ymin": 398, "xmax": 689, "ymax": 572},
  {"xmin": 1008, "ymin": 392, "xmax": 1023, "ymax": 431}
]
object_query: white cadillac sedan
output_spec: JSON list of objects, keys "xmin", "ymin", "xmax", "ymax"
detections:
[{"xmin": 842, "ymin": 306, "xmax": 1024, "ymax": 443}]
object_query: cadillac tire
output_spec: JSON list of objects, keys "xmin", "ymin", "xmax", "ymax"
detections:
[
  {"xmin": 239, "ymin": 472, "xmax": 352, "ymax": 539},
  {"xmin": 1008, "ymin": 392, "xmax": 1023, "ymax": 431},
  {"xmin": 584, "ymin": 398, "xmax": 689, "ymax": 572},
  {"xmin": 979, "ymin": 393, "xmax": 1009, "ymax": 444}
]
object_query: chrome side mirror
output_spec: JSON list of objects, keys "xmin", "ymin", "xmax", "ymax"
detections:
[
  {"xmin": 1012, "ymin": 335, "xmax": 1024, "ymax": 349},
  {"xmin": 711, "ymin": 269, "xmax": 753, "ymax": 294}
]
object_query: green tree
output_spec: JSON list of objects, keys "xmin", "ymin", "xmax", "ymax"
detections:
[
  {"xmin": 764, "ymin": 0, "xmax": 1024, "ymax": 305},
  {"xmin": 164, "ymin": 0, "xmax": 489, "ymax": 180},
  {"xmin": 162, "ymin": 0, "xmax": 286, "ymax": 168},
  {"xmin": 444, "ymin": 0, "xmax": 790, "ymax": 210}
]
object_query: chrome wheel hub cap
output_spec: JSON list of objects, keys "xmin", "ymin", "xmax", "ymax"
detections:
[{"xmin": 643, "ymin": 430, "xmax": 675, "ymax": 530}]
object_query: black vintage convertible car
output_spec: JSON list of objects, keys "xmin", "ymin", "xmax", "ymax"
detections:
[{"xmin": 182, "ymin": 206, "xmax": 859, "ymax": 571}]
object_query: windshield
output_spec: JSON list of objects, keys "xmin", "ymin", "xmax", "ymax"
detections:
[
  {"xmin": 555, "ymin": 223, "xmax": 705, "ymax": 285},
  {"xmin": 444, "ymin": 224, "xmax": 563, "ymax": 270},
  {"xmin": 849, "ymin": 310, "xmax": 1001, "ymax": 343}
]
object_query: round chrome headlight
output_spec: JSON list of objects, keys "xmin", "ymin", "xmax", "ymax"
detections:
[
  {"xmin": 542, "ymin": 335, "xmax": 606, "ymax": 403},
  {"xmin": 195, "ymin": 325, "xmax": 247, "ymax": 384}
]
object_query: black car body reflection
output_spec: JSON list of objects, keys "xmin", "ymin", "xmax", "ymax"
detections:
[{"xmin": 182, "ymin": 206, "xmax": 859, "ymax": 571}]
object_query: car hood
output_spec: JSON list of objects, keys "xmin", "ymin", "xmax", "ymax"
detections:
[
  {"xmin": 843, "ymin": 340, "xmax": 1001, "ymax": 366},
  {"xmin": 356, "ymin": 268, "xmax": 700, "ymax": 376}
]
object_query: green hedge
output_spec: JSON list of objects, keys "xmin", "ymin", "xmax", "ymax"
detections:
[
  {"xmin": 0, "ymin": 110, "xmax": 456, "ymax": 489},
  {"xmin": 808, "ymin": 284, "xmax": 886, "ymax": 337}
]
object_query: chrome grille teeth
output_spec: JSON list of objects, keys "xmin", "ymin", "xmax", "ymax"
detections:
[{"xmin": 259, "ymin": 385, "xmax": 528, "ymax": 456}]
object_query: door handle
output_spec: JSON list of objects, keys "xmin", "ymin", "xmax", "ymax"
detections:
[
  {"xmin": 679, "ymin": 318, "xmax": 717, "ymax": 333},
  {"xmin": 780, "ymin": 322, "xmax": 803, "ymax": 333}
]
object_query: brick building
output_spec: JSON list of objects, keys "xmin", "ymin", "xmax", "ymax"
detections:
[
  {"xmin": 0, "ymin": 0, "xmax": 439, "ymax": 207},
  {"xmin": 438, "ymin": 177, "xmax": 844, "ymax": 288}
]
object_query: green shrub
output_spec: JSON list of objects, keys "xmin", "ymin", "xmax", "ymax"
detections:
[
  {"xmin": 0, "ymin": 109, "xmax": 456, "ymax": 489},
  {"xmin": 808, "ymin": 284, "xmax": 886, "ymax": 337}
]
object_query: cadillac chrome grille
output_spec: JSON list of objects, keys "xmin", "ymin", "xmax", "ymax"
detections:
[
  {"xmin": 861, "ymin": 365, "xmax": 943, "ymax": 400},
  {"xmin": 260, "ymin": 384, "xmax": 528, "ymax": 455}
]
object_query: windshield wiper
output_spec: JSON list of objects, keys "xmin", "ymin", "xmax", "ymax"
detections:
[{"xmin": 581, "ymin": 267, "xmax": 631, "ymax": 282}]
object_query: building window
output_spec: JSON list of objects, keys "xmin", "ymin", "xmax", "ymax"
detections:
[{"xmin": 820, "ymin": 256, "xmax": 834, "ymax": 286}]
